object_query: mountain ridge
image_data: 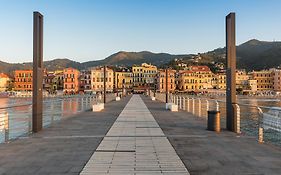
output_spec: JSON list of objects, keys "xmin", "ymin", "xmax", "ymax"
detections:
[{"xmin": 1, "ymin": 39, "xmax": 281, "ymax": 76}]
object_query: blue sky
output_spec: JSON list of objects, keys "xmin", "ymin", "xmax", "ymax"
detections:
[{"xmin": 0, "ymin": 0, "xmax": 280, "ymax": 63}]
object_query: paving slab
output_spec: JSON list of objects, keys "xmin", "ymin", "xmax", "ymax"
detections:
[
  {"xmin": 142, "ymin": 95, "xmax": 281, "ymax": 175},
  {"xmin": 80, "ymin": 95, "xmax": 190, "ymax": 175}
]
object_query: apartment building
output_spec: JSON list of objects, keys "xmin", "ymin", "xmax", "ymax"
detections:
[
  {"xmin": 156, "ymin": 69, "xmax": 176, "ymax": 93},
  {"xmin": 250, "ymin": 70, "xmax": 273, "ymax": 91},
  {"xmin": 115, "ymin": 70, "xmax": 133, "ymax": 90},
  {"xmin": 0, "ymin": 73, "xmax": 11, "ymax": 92},
  {"xmin": 79, "ymin": 70, "xmax": 91, "ymax": 93},
  {"xmin": 132, "ymin": 63, "xmax": 157, "ymax": 87},
  {"xmin": 14, "ymin": 70, "xmax": 33, "ymax": 91},
  {"xmin": 91, "ymin": 67, "xmax": 114, "ymax": 93},
  {"xmin": 63, "ymin": 68, "xmax": 80, "ymax": 94},
  {"xmin": 179, "ymin": 66, "xmax": 213, "ymax": 91}
]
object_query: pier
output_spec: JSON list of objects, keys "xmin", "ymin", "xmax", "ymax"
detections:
[{"xmin": 0, "ymin": 95, "xmax": 281, "ymax": 175}]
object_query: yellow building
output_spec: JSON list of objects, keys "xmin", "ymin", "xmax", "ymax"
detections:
[
  {"xmin": 236, "ymin": 70, "xmax": 250, "ymax": 89},
  {"xmin": 91, "ymin": 67, "xmax": 114, "ymax": 92},
  {"xmin": 213, "ymin": 73, "xmax": 226, "ymax": 90},
  {"xmin": 132, "ymin": 63, "xmax": 157, "ymax": 88},
  {"xmin": 0, "ymin": 73, "xmax": 11, "ymax": 92},
  {"xmin": 250, "ymin": 70, "xmax": 273, "ymax": 91},
  {"xmin": 179, "ymin": 66, "xmax": 214, "ymax": 92},
  {"xmin": 156, "ymin": 69, "xmax": 176, "ymax": 93},
  {"xmin": 115, "ymin": 71, "xmax": 133, "ymax": 90}
]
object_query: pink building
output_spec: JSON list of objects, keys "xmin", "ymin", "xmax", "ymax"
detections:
[{"xmin": 63, "ymin": 68, "xmax": 80, "ymax": 94}]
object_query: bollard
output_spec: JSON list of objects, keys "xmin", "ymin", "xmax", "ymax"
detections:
[{"xmin": 207, "ymin": 111, "xmax": 220, "ymax": 132}]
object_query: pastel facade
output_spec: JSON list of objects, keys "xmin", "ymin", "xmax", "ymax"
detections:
[
  {"xmin": 0, "ymin": 73, "xmax": 11, "ymax": 92},
  {"xmin": 179, "ymin": 66, "xmax": 213, "ymax": 91},
  {"xmin": 115, "ymin": 71, "xmax": 133, "ymax": 90},
  {"xmin": 79, "ymin": 70, "xmax": 91, "ymax": 93},
  {"xmin": 250, "ymin": 70, "xmax": 273, "ymax": 91},
  {"xmin": 132, "ymin": 63, "xmax": 157, "ymax": 87},
  {"xmin": 63, "ymin": 68, "xmax": 80, "ymax": 94},
  {"xmin": 156, "ymin": 69, "xmax": 176, "ymax": 93},
  {"xmin": 271, "ymin": 68, "xmax": 281, "ymax": 91},
  {"xmin": 91, "ymin": 67, "xmax": 114, "ymax": 92},
  {"xmin": 14, "ymin": 70, "xmax": 33, "ymax": 91}
]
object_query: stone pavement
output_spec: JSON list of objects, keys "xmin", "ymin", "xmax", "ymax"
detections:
[
  {"xmin": 141, "ymin": 95, "xmax": 281, "ymax": 175},
  {"xmin": 80, "ymin": 95, "xmax": 190, "ymax": 175},
  {"xmin": 0, "ymin": 96, "xmax": 131, "ymax": 175}
]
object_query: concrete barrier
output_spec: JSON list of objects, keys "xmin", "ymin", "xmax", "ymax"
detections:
[
  {"xmin": 93, "ymin": 103, "xmax": 104, "ymax": 112},
  {"xmin": 165, "ymin": 103, "xmax": 178, "ymax": 111},
  {"xmin": 116, "ymin": 96, "xmax": 121, "ymax": 101},
  {"xmin": 170, "ymin": 104, "xmax": 178, "ymax": 112}
]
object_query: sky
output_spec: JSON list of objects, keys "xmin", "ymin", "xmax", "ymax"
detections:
[{"xmin": 0, "ymin": 0, "xmax": 281, "ymax": 63}]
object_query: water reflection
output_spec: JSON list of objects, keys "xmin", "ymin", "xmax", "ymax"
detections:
[{"xmin": 0, "ymin": 96, "xmax": 95, "ymax": 143}]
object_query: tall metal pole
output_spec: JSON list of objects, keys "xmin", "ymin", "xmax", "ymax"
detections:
[
  {"xmin": 32, "ymin": 12, "xmax": 43, "ymax": 133},
  {"xmin": 103, "ymin": 65, "xmax": 106, "ymax": 103},
  {"xmin": 226, "ymin": 13, "xmax": 238, "ymax": 132},
  {"xmin": 165, "ymin": 69, "xmax": 168, "ymax": 103}
]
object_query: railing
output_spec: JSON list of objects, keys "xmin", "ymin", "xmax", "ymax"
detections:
[
  {"xmin": 154, "ymin": 92, "xmax": 281, "ymax": 147},
  {"xmin": 0, "ymin": 95, "xmax": 97, "ymax": 143}
]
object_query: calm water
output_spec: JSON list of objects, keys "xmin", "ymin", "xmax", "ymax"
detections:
[
  {"xmin": 0, "ymin": 96, "xmax": 96, "ymax": 143},
  {"xmin": 192, "ymin": 96, "xmax": 281, "ymax": 146}
]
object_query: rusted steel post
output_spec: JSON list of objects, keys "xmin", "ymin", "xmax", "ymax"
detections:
[
  {"xmin": 32, "ymin": 12, "xmax": 43, "ymax": 133},
  {"xmin": 226, "ymin": 12, "xmax": 238, "ymax": 132}
]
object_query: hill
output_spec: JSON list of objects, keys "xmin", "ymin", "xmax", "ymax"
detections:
[
  {"xmin": 0, "ymin": 52, "xmax": 187, "ymax": 76},
  {"xmin": 1, "ymin": 39, "xmax": 281, "ymax": 76},
  {"xmin": 205, "ymin": 39, "xmax": 281, "ymax": 71}
]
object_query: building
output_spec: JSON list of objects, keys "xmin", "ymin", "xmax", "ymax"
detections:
[
  {"xmin": 213, "ymin": 73, "xmax": 226, "ymax": 90},
  {"xmin": 236, "ymin": 70, "xmax": 250, "ymax": 89},
  {"xmin": 271, "ymin": 68, "xmax": 281, "ymax": 92},
  {"xmin": 115, "ymin": 70, "xmax": 133, "ymax": 91},
  {"xmin": 179, "ymin": 66, "xmax": 214, "ymax": 92},
  {"xmin": 132, "ymin": 63, "xmax": 157, "ymax": 88},
  {"xmin": 250, "ymin": 70, "xmax": 273, "ymax": 91},
  {"xmin": 0, "ymin": 73, "xmax": 11, "ymax": 92},
  {"xmin": 63, "ymin": 68, "xmax": 80, "ymax": 94},
  {"xmin": 14, "ymin": 70, "xmax": 33, "ymax": 91},
  {"xmin": 79, "ymin": 70, "xmax": 91, "ymax": 93},
  {"xmin": 156, "ymin": 69, "xmax": 176, "ymax": 93},
  {"xmin": 43, "ymin": 71, "xmax": 55, "ymax": 93},
  {"xmin": 52, "ymin": 70, "xmax": 64, "ymax": 91},
  {"xmin": 91, "ymin": 67, "xmax": 114, "ymax": 93}
]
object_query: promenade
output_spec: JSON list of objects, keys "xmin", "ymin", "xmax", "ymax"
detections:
[{"xmin": 0, "ymin": 94, "xmax": 280, "ymax": 175}]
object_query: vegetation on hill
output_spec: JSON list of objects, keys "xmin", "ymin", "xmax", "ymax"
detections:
[{"xmin": 1, "ymin": 39, "xmax": 281, "ymax": 76}]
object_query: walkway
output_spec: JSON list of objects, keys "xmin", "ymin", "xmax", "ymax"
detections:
[
  {"xmin": 142, "ymin": 95, "xmax": 281, "ymax": 175},
  {"xmin": 0, "ymin": 96, "xmax": 131, "ymax": 175},
  {"xmin": 80, "ymin": 95, "xmax": 189, "ymax": 174}
]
